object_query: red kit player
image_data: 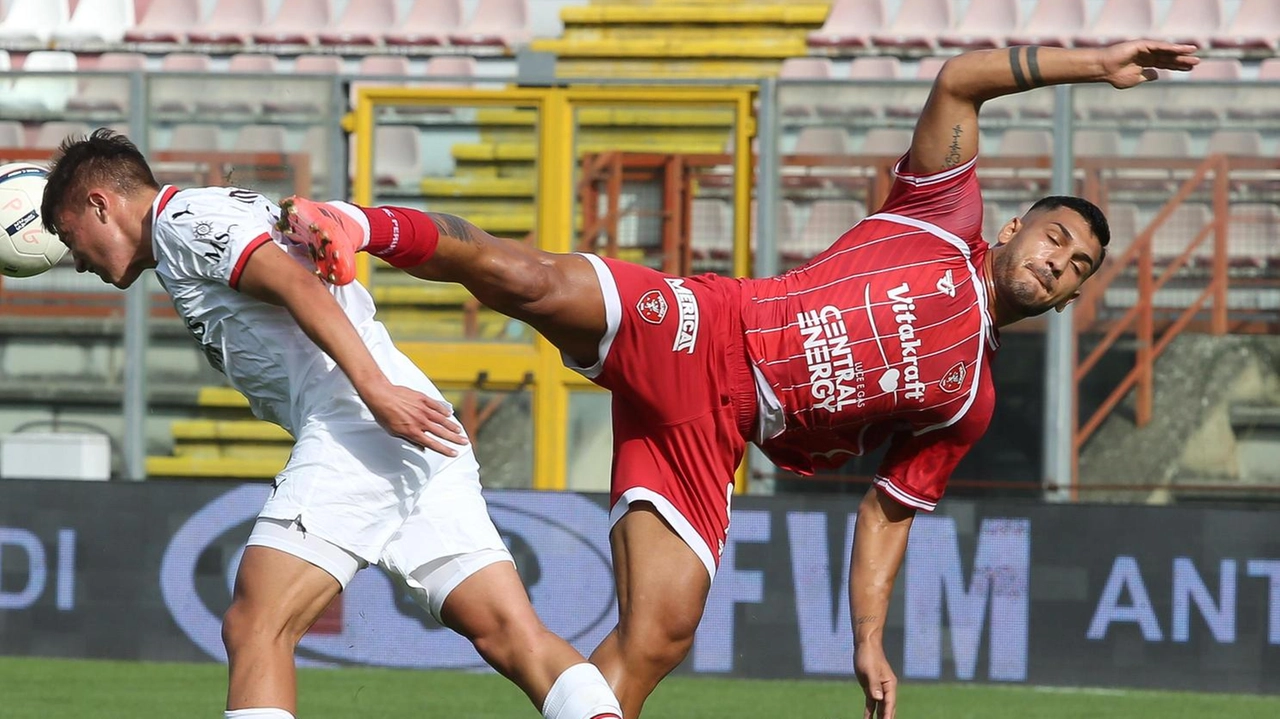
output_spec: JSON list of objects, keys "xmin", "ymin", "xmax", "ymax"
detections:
[{"xmin": 282, "ymin": 41, "xmax": 1197, "ymax": 719}]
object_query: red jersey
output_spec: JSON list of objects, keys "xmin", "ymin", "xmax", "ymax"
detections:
[{"xmin": 742, "ymin": 155, "xmax": 999, "ymax": 511}]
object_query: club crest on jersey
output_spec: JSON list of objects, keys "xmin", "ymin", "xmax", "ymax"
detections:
[
  {"xmin": 636, "ymin": 290, "xmax": 668, "ymax": 324},
  {"xmin": 937, "ymin": 269, "xmax": 957, "ymax": 298},
  {"xmin": 665, "ymin": 278, "xmax": 699, "ymax": 354},
  {"xmin": 940, "ymin": 361, "xmax": 966, "ymax": 393}
]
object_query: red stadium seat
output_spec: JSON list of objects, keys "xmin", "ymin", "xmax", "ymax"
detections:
[
  {"xmin": 198, "ymin": 54, "xmax": 280, "ymax": 116},
  {"xmin": 1211, "ymin": 0, "xmax": 1280, "ymax": 52},
  {"xmin": 827, "ymin": 57, "xmax": 901, "ymax": 119},
  {"xmin": 690, "ymin": 198, "xmax": 732, "ymax": 261},
  {"xmin": 451, "ymin": 0, "xmax": 531, "ymax": 48},
  {"xmin": 385, "ymin": 0, "xmax": 462, "ymax": 47},
  {"xmin": 153, "ymin": 53, "xmax": 212, "ymax": 115},
  {"xmin": 1153, "ymin": 0, "xmax": 1224, "ymax": 49},
  {"xmin": 787, "ymin": 200, "xmax": 867, "ymax": 262},
  {"xmin": 861, "ymin": 127, "xmax": 912, "ymax": 156},
  {"xmin": 374, "ymin": 126, "xmax": 422, "ymax": 188},
  {"xmin": 5, "ymin": 51, "xmax": 78, "ymax": 113},
  {"xmin": 808, "ymin": 0, "xmax": 887, "ymax": 50},
  {"xmin": 1075, "ymin": 0, "xmax": 1157, "ymax": 48},
  {"xmin": 1009, "ymin": 0, "xmax": 1086, "ymax": 47},
  {"xmin": 54, "ymin": 0, "xmax": 135, "ymax": 44},
  {"xmin": 1219, "ymin": 203, "xmax": 1280, "ymax": 268},
  {"xmin": 68, "ymin": 52, "xmax": 145, "ymax": 114},
  {"xmin": 187, "ymin": 0, "xmax": 267, "ymax": 44},
  {"xmin": 32, "ymin": 121, "xmax": 92, "ymax": 150},
  {"xmin": 1074, "ymin": 130, "xmax": 1122, "ymax": 158},
  {"xmin": 127, "ymin": 0, "xmax": 200, "ymax": 43},
  {"xmin": 779, "ymin": 58, "xmax": 832, "ymax": 119},
  {"xmin": 318, "ymin": 0, "xmax": 396, "ymax": 46},
  {"xmin": 254, "ymin": 0, "xmax": 334, "ymax": 45},
  {"xmin": 1156, "ymin": 58, "xmax": 1241, "ymax": 122},
  {"xmin": 425, "ymin": 55, "xmax": 479, "ymax": 85},
  {"xmin": 233, "ymin": 124, "xmax": 289, "ymax": 154},
  {"xmin": 166, "ymin": 123, "xmax": 222, "ymax": 152},
  {"xmin": 940, "ymin": 0, "xmax": 1020, "ymax": 50},
  {"xmin": 872, "ymin": 0, "xmax": 953, "ymax": 51}
]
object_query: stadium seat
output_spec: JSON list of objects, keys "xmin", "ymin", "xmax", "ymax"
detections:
[
  {"xmin": 1228, "ymin": 59, "xmax": 1280, "ymax": 120},
  {"xmin": 914, "ymin": 56, "xmax": 948, "ymax": 80},
  {"xmin": 233, "ymin": 124, "xmax": 289, "ymax": 154},
  {"xmin": 752, "ymin": 199, "xmax": 797, "ymax": 255},
  {"xmin": 791, "ymin": 127, "xmax": 850, "ymax": 156},
  {"xmin": 126, "ymin": 0, "xmax": 200, "ymax": 43},
  {"xmin": 301, "ymin": 125, "xmax": 330, "ymax": 188},
  {"xmin": 1219, "ymin": 203, "xmax": 1280, "ymax": 268},
  {"xmin": 1134, "ymin": 130, "xmax": 1192, "ymax": 158},
  {"xmin": 374, "ymin": 126, "xmax": 422, "ymax": 188},
  {"xmin": 451, "ymin": 0, "xmax": 531, "ymax": 48},
  {"xmin": 861, "ymin": 127, "xmax": 912, "ymax": 156},
  {"xmin": 385, "ymin": 0, "xmax": 462, "ymax": 46},
  {"xmin": 1155, "ymin": 58, "xmax": 1241, "ymax": 121},
  {"xmin": 1103, "ymin": 202, "xmax": 1139, "ymax": 259},
  {"xmin": 294, "ymin": 54, "xmax": 344, "ymax": 74},
  {"xmin": 787, "ymin": 200, "xmax": 866, "ymax": 261},
  {"xmin": 994, "ymin": 129, "xmax": 1053, "ymax": 157},
  {"xmin": 809, "ymin": 0, "xmax": 887, "ymax": 50},
  {"xmin": 153, "ymin": 53, "xmax": 212, "ymax": 115},
  {"xmin": 779, "ymin": 58, "xmax": 833, "ymax": 117},
  {"xmin": 1206, "ymin": 130, "xmax": 1263, "ymax": 157},
  {"xmin": 1211, "ymin": 0, "xmax": 1280, "ymax": 51},
  {"xmin": 1152, "ymin": 203, "xmax": 1211, "ymax": 264},
  {"xmin": 53, "ymin": 0, "xmax": 136, "ymax": 44},
  {"xmin": 872, "ymin": 0, "xmax": 952, "ymax": 51},
  {"xmin": 0, "ymin": 0, "xmax": 69, "ymax": 44},
  {"xmin": 68, "ymin": 52, "xmax": 145, "ymax": 113},
  {"xmin": 4, "ymin": 51, "xmax": 78, "ymax": 113},
  {"xmin": 353, "ymin": 56, "xmax": 411, "ymax": 108},
  {"xmin": 830, "ymin": 57, "xmax": 901, "ymax": 118},
  {"xmin": 1008, "ymin": 0, "xmax": 1086, "ymax": 47},
  {"xmin": 425, "ymin": 55, "xmax": 479, "ymax": 86},
  {"xmin": 197, "ymin": 54, "xmax": 279, "ymax": 115},
  {"xmin": 319, "ymin": 0, "xmax": 395, "ymax": 46},
  {"xmin": 1074, "ymin": 129, "xmax": 1121, "ymax": 157},
  {"xmin": 939, "ymin": 0, "xmax": 1020, "ymax": 50},
  {"xmin": 166, "ymin": 123, "xmax": 222, "ymax": 151},
  {"xmin": 982, "ymin": 202, "xmax": 1006, "ymax": 244},
  {"xmin": 690, "ymin": 198, "xmax": 732, "ymax": 260},
  {"xmin": 32, "ymin": 121, "xmax": 92, "ymax": 150},
  {"xmin": 1074, "ymin": 0, "xmax": 1156, "ymax": 47},
  {"xmin": 261, "ymin": 55, "xmax": 342, "ymax": 116},
  {"xmin": 187, "ymin": 0, "xmax": 267, "ymax": 44},
  {"xmin": 253, "ymin": 0, "xmax": 334, "ymax": 46},
  {"xmin": 1153, "ymin": 0, "xmax": 1224, "ymax": 48},
  {"xmin": 0, "ymin": 120, "xmax": 25, "ymax": 151}
]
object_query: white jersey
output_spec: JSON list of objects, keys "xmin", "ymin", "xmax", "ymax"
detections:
[
  {"xmin": 150, "ymin": 185, "xmax": 476, "ymax": 561},
  {"xmin": 150, "ymin": 185, "xmax": 440, "ymax": 434}
]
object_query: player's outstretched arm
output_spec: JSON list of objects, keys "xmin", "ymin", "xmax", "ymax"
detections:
[
  {"xmin": 909, "ymin": 40, "xmax": 1199, "ymax": 176},
  {"xmin": 236, "ymin": 241, "xmax": 467, "ymax": 456},
  {"xmin": 850, "ymin": 487, "xmax": 916, "ymax": 719}
]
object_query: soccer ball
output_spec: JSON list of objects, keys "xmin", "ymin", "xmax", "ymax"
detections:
[{"xmin": 0, "ymin": 163, "xmax": 67, "ymax": 278}]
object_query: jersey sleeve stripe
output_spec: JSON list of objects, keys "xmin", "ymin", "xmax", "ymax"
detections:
[
  {"xmin": 228, "ymin": 233, "xmax": 273, "ymax": 290},
  {"xmin": 891, "ymin": 155, "xmax": 977, "ymax": 187},
  {"xmin": 873, "ymin": 475, "xmax": 938, "ymax": 511}
]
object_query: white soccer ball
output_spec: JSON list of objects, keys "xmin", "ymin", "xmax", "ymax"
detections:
[{"xmin": 0, "ymin": 163, "xmax": 67, "ymax": 278}]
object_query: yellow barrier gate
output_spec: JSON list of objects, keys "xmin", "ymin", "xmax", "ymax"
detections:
[{"xmin": 350, "ymin": 86, "xmax": 756, "ymax": 491}]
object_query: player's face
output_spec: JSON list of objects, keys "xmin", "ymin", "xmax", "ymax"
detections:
[
  {"xmin": 55, "ymin": 190, "xmax": 144, "ymax": 289},
  {"xmin": 990, "ymin": 206, "xmax": 1104, "ymax": 318}
]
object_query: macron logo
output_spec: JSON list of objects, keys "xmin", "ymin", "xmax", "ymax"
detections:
[{"xmin": 937, "ymin": 269, "xmax": 956, "ymax": 298}]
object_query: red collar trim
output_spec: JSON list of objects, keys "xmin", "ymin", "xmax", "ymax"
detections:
[{"xmin": 155, "ymin": 185, "xmax": 179, "ymax": 215}]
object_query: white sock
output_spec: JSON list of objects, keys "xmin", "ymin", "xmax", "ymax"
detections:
[
  {"xmin": 324, "ymin": 200, "xmax": 372, "ymax": 250},
  {"xmin": 225, "ymin": 709, "xmax": 295, "ymax": 719},
  {"xmin": 542, "ymin": 663, "xmax": 623, "ymax": 719}
]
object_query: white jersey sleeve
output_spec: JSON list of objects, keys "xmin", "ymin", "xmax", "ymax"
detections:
[{"xmin": 151, "ymin": 186, "xmax": 279, "ymax": 290}]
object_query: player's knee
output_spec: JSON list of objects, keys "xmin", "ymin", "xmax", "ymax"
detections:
[
  {"xmin": 622, "ymin": 623, "xmax": 695, "ymax": 675},
  {"xmin": 221, "ymin": 598, "xmax": 305, "ymax": 654},
  {"xmin": 470, "ymin": 615, "xmax": 548, "ymax": 673}
]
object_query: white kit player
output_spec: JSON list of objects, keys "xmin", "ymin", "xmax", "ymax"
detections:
[{"xmin": 40, "ymin": 129, "xmax": 623, "ymax": 719}]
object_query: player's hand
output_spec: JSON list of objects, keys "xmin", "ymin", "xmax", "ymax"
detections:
[
  {"xmin": 1099, "ymin": 40, "xmax": 1199, "ymax": 89},
  {"xmin": 855, "ymin": 644, "xmax": 898, "ymax": 719},
  {"xmin": 359, "ymin": 381, "xmax": 468, "ymax": 456}
]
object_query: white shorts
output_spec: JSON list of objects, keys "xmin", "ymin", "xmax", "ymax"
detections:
[{"xmin": 249, "ymin": 413, "xmax": 513, "ymax": 620}]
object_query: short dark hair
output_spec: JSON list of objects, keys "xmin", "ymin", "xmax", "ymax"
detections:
[
  {"xmin": 41, "ymin": 128, "xmax": 159, "ymax": 235},
  {"xmin": 1026, "ymin": 195, "xmax": 1110, "ymax": 270}
]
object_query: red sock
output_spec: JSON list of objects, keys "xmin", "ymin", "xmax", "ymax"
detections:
[{"xmin": 357, "ymin": 206, "xmax": 439, "ymax": 268}]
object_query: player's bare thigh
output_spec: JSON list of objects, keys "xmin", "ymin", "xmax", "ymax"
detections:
[{"xmin": 405, "ymin": 247, "xmax": 607, "ymax": 367}]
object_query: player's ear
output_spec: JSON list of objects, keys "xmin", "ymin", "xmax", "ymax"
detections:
[
  {"xmin": 87, "ymin": 189, "xmax": 109, "ymax": 223},
  {"xmin": 996, "ymin": 216, "xmax": 1020, "ymax": 246}
]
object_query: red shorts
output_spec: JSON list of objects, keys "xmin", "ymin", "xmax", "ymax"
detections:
[{"xmin": 564, "ymin": 254, "xmax": 757, "ymax": 579}]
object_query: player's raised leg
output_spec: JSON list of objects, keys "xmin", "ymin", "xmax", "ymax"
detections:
[
  {"xmin": 589, "ymin": 505, "xmax": 711, "ymax": 719},
  {"xmin": 221, "ymin": 539, "xmax": 349, "ymax": 718},
  {"xmin": 277, "ymin": 196, "xmax": 607, "ymax": 366}
]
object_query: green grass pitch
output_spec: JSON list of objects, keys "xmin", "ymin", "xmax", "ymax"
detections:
[{"xmin": 1, "ymin": 656, "xmax": 1277, "ymax": 718}]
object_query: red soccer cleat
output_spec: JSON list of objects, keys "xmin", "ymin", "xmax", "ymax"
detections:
[{"xmin": 276, "ymin": 195, "xmax": 362, "ymax": 285}]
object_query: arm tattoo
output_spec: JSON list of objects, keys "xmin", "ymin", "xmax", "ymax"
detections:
[
  {"xmin": 428, "ymin": 212, "xmax": 479, "ymax": 243},
  {"xmin": 1009, "ymin": 47, "xmax": 1030, "ymax": 91},
  {"xmin": 854, "ymin": 615, "xmax": 879, "ymax": 627},
  {"xmin": 1026, "ymin": 46, "xmax": 1044, "ymax": 87},
  {"xmin": 943, "ymin": 124, "xmax": 964, "ymax": 168}
]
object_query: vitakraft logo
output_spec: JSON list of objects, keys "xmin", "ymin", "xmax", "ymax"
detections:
[{"xmin": 886, "ymin": 282, "xmax": 928, "ymax": 402}]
